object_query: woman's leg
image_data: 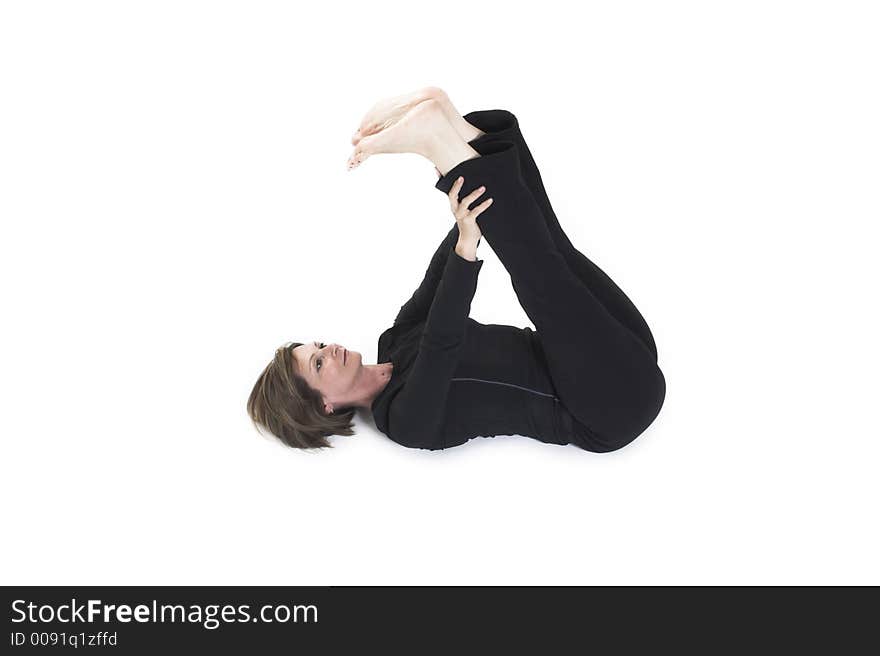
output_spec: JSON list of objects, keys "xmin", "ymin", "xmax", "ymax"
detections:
[
  {"xmin": 434, "ymin": 139, "xmax": 666, "ymax": 452},
  {"xmin": 459, "ymin": 109, "xmax": 659, "ymax": 361}
]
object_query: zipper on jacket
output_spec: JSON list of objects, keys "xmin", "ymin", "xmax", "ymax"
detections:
[{"xmin": 450, "ymin": 376, "xmax": 560, "ymax": 401}]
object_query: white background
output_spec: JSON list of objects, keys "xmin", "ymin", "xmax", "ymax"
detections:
[{"xmin": 2, "ymin": 1, "xmax": 878, "ymax": 585}]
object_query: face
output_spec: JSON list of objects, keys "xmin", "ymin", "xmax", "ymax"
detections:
[{"xmin": 291, "ymin": 341, "xmax": 362, "ymax": 412}]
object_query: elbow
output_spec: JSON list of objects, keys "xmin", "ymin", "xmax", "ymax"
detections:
[{"xmin": 388, "ymin": 406, "xmax": 447, "ymax": 450}]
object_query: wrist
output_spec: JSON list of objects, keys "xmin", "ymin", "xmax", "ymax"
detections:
[{"xmin": 454, "ymin": 238, "xmax": 478, "ymax": 262}]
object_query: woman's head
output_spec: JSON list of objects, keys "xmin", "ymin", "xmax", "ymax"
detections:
[{"xmin": 247, "ymin": 341, "xmax": 362, "ymax": 449}]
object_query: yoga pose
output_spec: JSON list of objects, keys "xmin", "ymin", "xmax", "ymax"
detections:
[{"xmin": 247, "ymin": 87, "xmax": 666, "ymax": 452}]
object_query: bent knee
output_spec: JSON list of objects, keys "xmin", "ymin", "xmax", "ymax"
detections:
[{"xmin": 577, "ymin": 368, "xmax": 666, "ymax": 453}]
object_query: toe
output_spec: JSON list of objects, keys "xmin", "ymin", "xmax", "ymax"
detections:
[
  {"xmin": 355, "ymin": 137, "xmax": 372, "ymax": 157},
  {"xmin": 346, "ymin": 146, "xmax": 368, "ymax": 170}
]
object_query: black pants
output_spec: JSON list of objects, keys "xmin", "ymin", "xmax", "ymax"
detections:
[{"xmin": 435, "ymin": 109, "xmax": 666, "ymax": 451}]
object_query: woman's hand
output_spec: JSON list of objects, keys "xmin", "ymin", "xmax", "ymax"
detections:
[{"xmin": 448, "ymin": 176, "xmax": 493, "ymax": 244}]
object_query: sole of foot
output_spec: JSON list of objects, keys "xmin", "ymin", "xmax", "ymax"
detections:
[
  {"xmin": 351, "ymin": 86, "xmax": 444, "ymax": 146},
  {"xmin": 346, "ymin": 98, "xmax": 450, "ymax": 171}
]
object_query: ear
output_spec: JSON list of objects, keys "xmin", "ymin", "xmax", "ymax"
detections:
[{"xmin": 324, "ymin": 402, "xmax": 334, "ymax": 415}]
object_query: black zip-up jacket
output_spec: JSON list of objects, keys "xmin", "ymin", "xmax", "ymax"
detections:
[{"xmin": 370, "ymin": 223, "xmax": 583, "ymax": 450}]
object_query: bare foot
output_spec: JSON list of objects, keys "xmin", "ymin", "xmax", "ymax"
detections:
[
  {"xmin": 351, "ymin": 86, "xmax": 438, "ymax": 145},
  {"xmin": 346, "ymin": 98, "xmax": 454, "ymax": 171},
  {"xmin": 351, "ymin": 86, "xmax": 485, "ymax": 146}
]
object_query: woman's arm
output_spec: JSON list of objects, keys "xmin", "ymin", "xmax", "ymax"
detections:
[
  {"xmin": 387, "ymin": 178, "xmax": 493, "ymax": 449},
  {"xmin": 393, "ymin": 178, "xmax": 490, "ymax": 326},
  {"xmin": 393, "ymin": 223, "xmax": 461, "ymax": 327},
  {"xmin": 388, "ymin": 233, "xmax": 483, "ymax": 449}
]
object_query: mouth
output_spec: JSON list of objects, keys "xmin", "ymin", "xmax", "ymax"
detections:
[{"xmin": 343, "ymin": 349, "xmax": 346, "ymax": 365}]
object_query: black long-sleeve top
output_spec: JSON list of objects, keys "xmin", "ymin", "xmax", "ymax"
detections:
[{"xmin": 370, "ymin": 223, "xmax": 581, "ymax": 450}]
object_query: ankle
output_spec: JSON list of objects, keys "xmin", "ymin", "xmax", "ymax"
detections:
[
  {"xmin": 431, "ymin": 89, "xmax": 485, "ymax": 143},
  {"xmin": 426, "ymin": 135, "xmax": 480, "ymax": 176}
]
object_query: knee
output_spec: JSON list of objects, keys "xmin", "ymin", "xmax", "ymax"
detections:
[{"xmin": 583, "ymin": 367, "xmax": 666, "ymax": 453}]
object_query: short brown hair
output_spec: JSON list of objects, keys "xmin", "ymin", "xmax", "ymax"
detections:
[{"xmin": 247, "ymin": 342, "xmax": 357, "ymax": 449}]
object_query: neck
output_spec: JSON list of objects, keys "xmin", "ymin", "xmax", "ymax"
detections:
[{"xmin": 347, "ymin": 362, "xmax": 394, "ymax": 409}]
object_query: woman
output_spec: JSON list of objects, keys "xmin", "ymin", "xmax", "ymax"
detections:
[{"xmin": 247, "ymin": 87, "xmax": 666, "ymax": 452}]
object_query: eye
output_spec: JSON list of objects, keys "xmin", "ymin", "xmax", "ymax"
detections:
[{"xmin": 315, "ymin": 342, "xmax": 327, "ymax": 372}]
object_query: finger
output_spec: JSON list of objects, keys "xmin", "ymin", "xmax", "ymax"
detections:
[
  {"xmin": 447, "ymin": 176, "xmax": 464, "ymax": 210},
  {"xmin": 447, "ymin": 176, "xmax": 464, "ymax": 199},
  {"xmin": 461, "ymin": 185, "xmax": 487, "ymax": 210},
  {"xmin": 468, "ymin": 197, "xmax": 494, "ymax": 217}
]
